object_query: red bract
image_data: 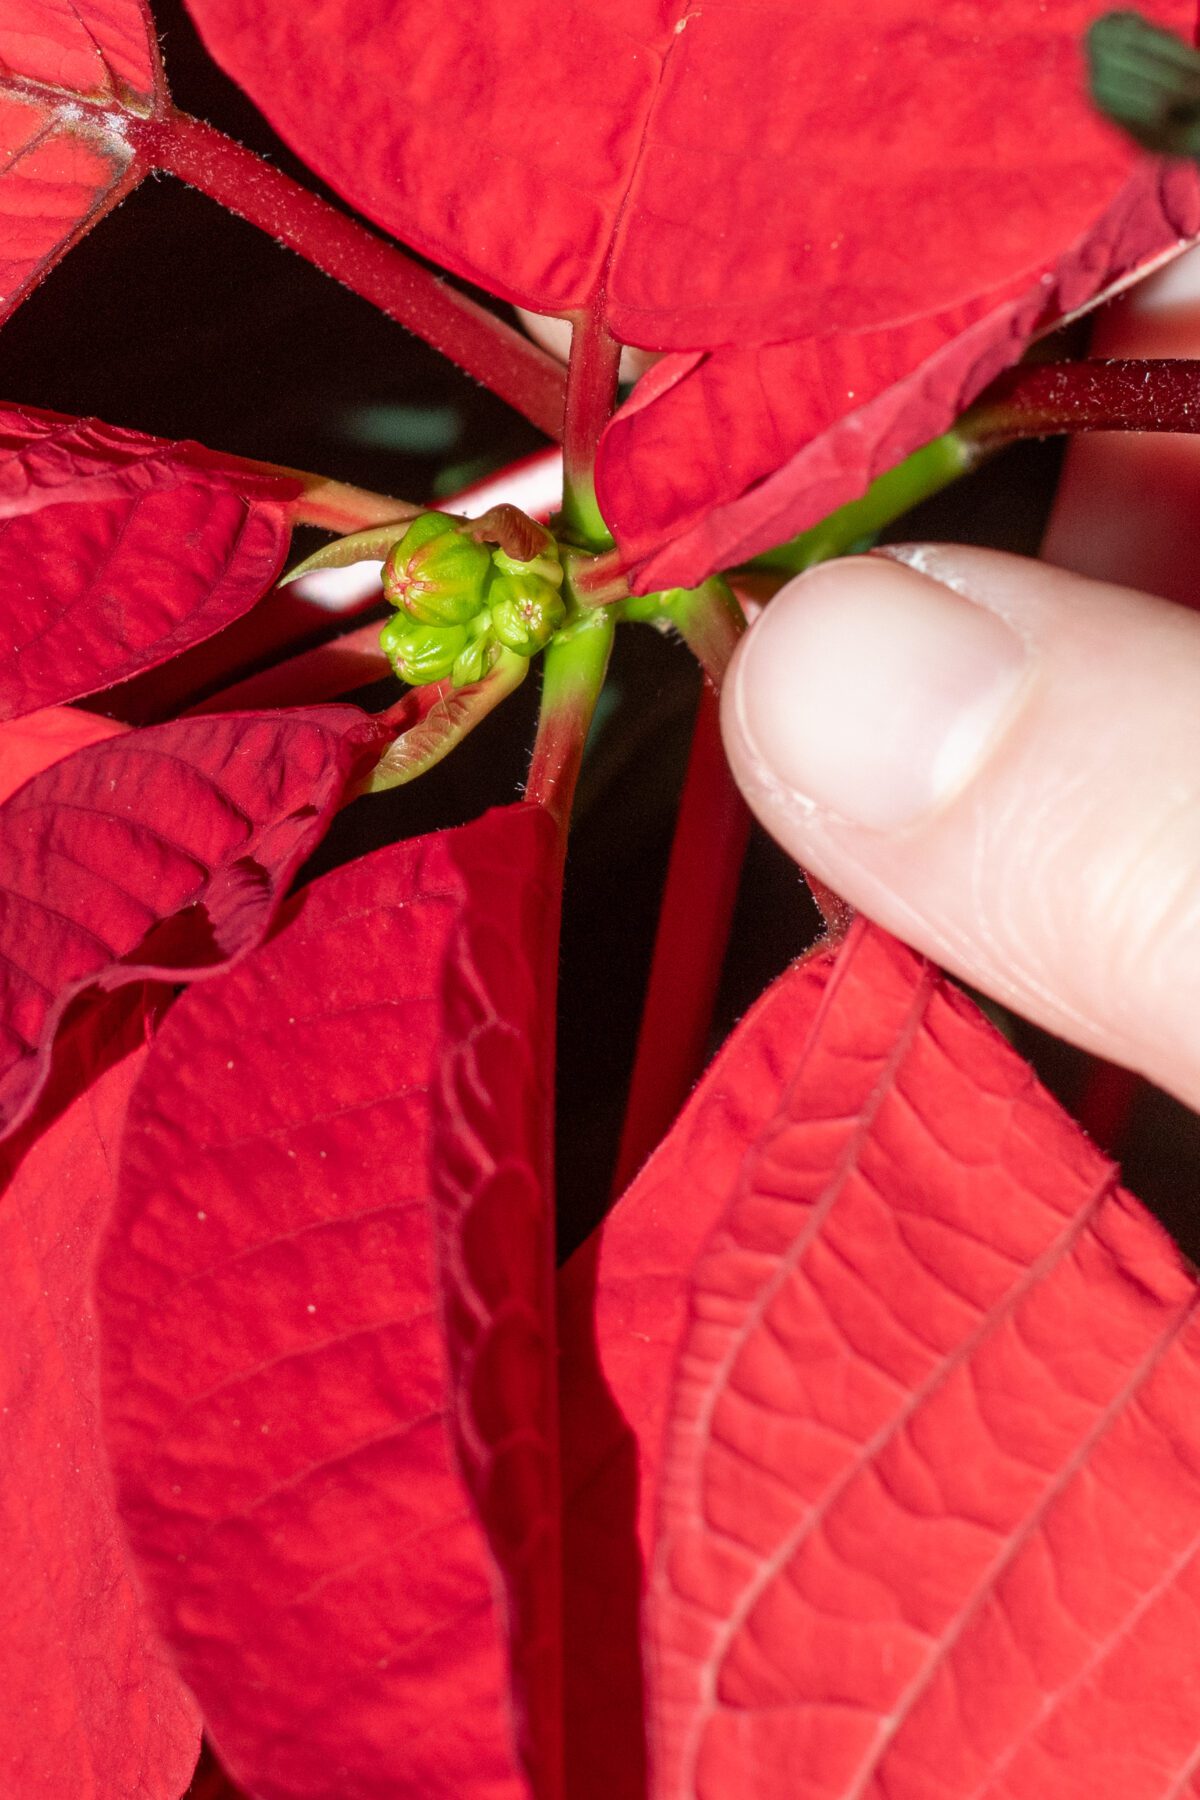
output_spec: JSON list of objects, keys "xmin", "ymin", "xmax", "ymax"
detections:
[
  {"xmin": 179, "ymin": 0, "xmax": 1190, "ymax": 348},
  {"xmin": 600, "ymin": 162, "xmax": 1200, "ymax": 588},
  {"xmin": 0, "ymin": 702, "xmax": 125, "ymax": 802},
  {"xmin": 178, "ymin": 0, "xmax": 1200, "ymax": 587},
  {"xmin": 0, "ymin": 989, "xmax": 201, "ymax": 1799},
  {"xmin": 0, "ymin": 705, "xmax": 390, "ymax": 1141},
  {"xmin": 567, "ymin": 923, "xmax": 1200, "ymax": 1799},
  {"xmin": 0, "ymin": 404, "xmax": 301, "ymax": 716},
  {"xmin": 96, "ymin": 806, "xmax": 562, "ymax": 1800},
  {"xmin": 0, "ymin": 0, "xmax": 162, "ymax": 323}
]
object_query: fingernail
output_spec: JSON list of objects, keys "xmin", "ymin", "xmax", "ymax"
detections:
[{"xmin": 727, "ymin": 555, "xmax": 1029, "ymax": 832}]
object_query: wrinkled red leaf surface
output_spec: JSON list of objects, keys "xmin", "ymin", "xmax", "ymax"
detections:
[
  {"xmin": 181, "ymin": 0, "xmax": 1191, "ymax": 351},
  {"xmin": 0, "ymin": 988, "xmax": 202, "ymax": 1798},
  {"xmin": 0, "ymin": 704, "xmax": 389, "ymax": 1142},
  {"xmin": 0, "ymin": 701, "xmax": 125, "ymax": 802},
  {"xmin": 97, "ymin": 805, "xmax": 563, "ymax": 1800},
  {"xmin": 0, "ymin": 0, "xmax": 162, "ymax": 323},
  {"xmin": 599, "ymin": 161, "xmax": 1200, "ymax": 588},
  {"xmin": 0, "ymin": 404, "xmax": 300, "ymax": 717},
  {"xmin": 564, "ymin": 921, "xmax": 1200, "ymax": 1799}
]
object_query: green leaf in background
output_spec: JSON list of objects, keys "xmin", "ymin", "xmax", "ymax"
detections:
[{"xmin": 1089, "ymin": 10, "xmax": 1200, "ymax": 156}]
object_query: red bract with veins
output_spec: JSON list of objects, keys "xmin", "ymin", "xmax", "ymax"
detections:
[
  {"xmin": 0, "ymin": 404, "xmax": 301, "ymax": 715},
  {"xmin": 179, "ymin": 0, "xmax": 1199, "ymax": 585},
  {"xmin": 562, "ymin": 926, "xmax": 1200, "ymax": 1800},
  {"xmin": 0, "ymin": 988, "xmax": 202, "ymax": 1800},
  {"xmin": 179, "ymin": 0, "xmax": 1191, "ymax": 343},
  {"xmin": 596, "ymin": 166, "xmax": 1200, "ymax": 587},
  {"xmin": 97, "ymin": 807, "xmax": 562, "ymax": 1800},
  {"xmin": 1, "ymin": 0, "xmax": 1200, "ymax": 1796},
  {"xmin": 0, "ymin": 706, "xmax": 392, "ymax": 1137},
  {"xmin": 0, "ymin": 0, "xmax": 164, "ymax": 319}
]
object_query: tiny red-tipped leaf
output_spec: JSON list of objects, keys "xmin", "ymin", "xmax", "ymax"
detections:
[
  {"xmin": 0, "ymin": 0, "xmax": 163, "ymax": 323},
  {"xmin": 0, "ymin": 704, "xmax": 389, "ymax": 1140},
  {"xmin": 96, "ymin": 805, "xmax": 564, "ymax": 1800},
  {"xmin": 565, "ymin": 922, "xmax": 1200, "ymax": 1799},
  {"xmin": 0, "ymin": 405, "xmax": 301, "ymax": 716},
  {"xmin": 0, "ymin": 989, "xmax": 202, "ymax": 1799}
]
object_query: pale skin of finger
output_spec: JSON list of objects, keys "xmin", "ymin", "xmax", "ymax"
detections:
[
  {"xmin": 514, "ymin": 308, "xmax": 659, "ymax": 385},
  {"xmin": 722, "ymin": 244, "xmax": 1200, "ymax": 1112},
  {"xmin": 721, "ymin": 545, "xmax": 1200, "ymax": 1113}
]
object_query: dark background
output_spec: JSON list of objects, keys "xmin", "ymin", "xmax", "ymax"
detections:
[{"xmin": 7, "ymin": 0, "xmax": 1199, "ymax": 1257}]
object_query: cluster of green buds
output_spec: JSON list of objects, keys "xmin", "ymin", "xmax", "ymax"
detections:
[{"xmin": 379, "ymin": 512, "xmax": 567, "ymax": 688}]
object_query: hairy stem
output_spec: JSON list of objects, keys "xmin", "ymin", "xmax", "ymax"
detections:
[
  {"xmin": 612, "ymin": 683, "xmax": 751, "ymax": 1193},
  {"xmin": 559, "ymin": 310, "xmax": 622, "ymax": 547},
  {"xmin": 635, "ymin": 578, "xmax": 748, "ymax": 688},
  {"xmin": 525, "ymin": 610, "xmax": 615, "ymax": 833},
  {"xmin": 140, "ymin": 111, "xmax": 566, "ymax": 440},
  {"xmin": 962, "ymin": 358, "xmax": 1200, "ymax": 443}
]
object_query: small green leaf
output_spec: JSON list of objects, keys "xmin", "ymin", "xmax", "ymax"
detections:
[{"xmin": 1088, "ymin": 10, "xmax": 1200, "ymax": 156}]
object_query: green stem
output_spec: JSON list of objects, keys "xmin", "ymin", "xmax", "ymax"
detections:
[
  {"xmin": 743, "ymin": 430, "xmax": 976, "ymax": 576},
  {"xmin": 625, "ymin": 577, "xmax": 747, "ymax": 690},
  {"xmin": 525, "ymin": 609, "xmax": 615, "ymax": 833}
]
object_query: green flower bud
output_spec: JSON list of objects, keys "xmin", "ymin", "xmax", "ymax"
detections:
[
  {"xmin": 489, "ymin": 572, "xmax": 567, "ymax": 656},
  {"xmin": 380, "ymin": 611, "xmax": 468, "ymax": 685},
  {"xmin": 382, "ymin": 512, "xmax": 492, "ymax": 626},
  {"xmin": 451, "ymin": 635, "xmax": 493, "ymax": 687}
]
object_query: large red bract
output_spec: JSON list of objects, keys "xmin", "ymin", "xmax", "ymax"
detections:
[
  {"xmin": 0, "ymin": 989, "xmax": 201, "ymax": 1800},
  {"xmin": 567, "ymin": 923, "xmax": 1200, "ymax": 1800},
  {"xmin": 181, "ymin": 0, "xmax": 1192, "ymax": 347},
  {"xmin": 96, "ymin": 806, "xmax": 562, "ymax": 1800},
  {"xmin": 597, "ymin": 159, "xmax": 1200, "ymax": 586},
  {"xmin": 0, "ymin": 0, "xmax": 162, "ymax": 323},
  {"xmin": 0, "ymin": 705, "xmax": 390, "ymax": 1139},
  {"xmin": 0, "ymin": 405, "xmax": 301, "ymax": 717},
  {"xmin": 179, "ymin": 0, "xmax": 1200, "ymax": 588}
]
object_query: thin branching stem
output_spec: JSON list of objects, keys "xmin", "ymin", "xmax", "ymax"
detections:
[
  {"xmin": 138, "ymin": 111, "xmax": 567, "ymax": 440},
  {"xmin": 963, "ymin": 358, "xmax": 1200, "ymax": 444},
  {"xmin": 560, "ymin": 309, "xmax": 623, "ymax": 546}
]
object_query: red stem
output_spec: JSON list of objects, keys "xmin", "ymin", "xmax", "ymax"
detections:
[
  {"xmin": 138, "ymin": 111, "xmax": 566, "ymax": 441},
  {"xmin": 186, "ymin": 620, "xmax": 389, "ymax": 714},
  {"xmin": 964, "ymin": 359, "xmax": 1200, "ymax": 443},
  {"xmin": 612, "ymin": 685, "xmax": 751, "ymax": 1194},
  {"xmin": 560, "ymin": 309, "xmax": 623, "ymax": 542}
]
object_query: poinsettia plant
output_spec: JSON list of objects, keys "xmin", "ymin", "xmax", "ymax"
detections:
[{"xmin": 8, "ymin": 0, "xmax": 1200, "ymax": 1796}]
